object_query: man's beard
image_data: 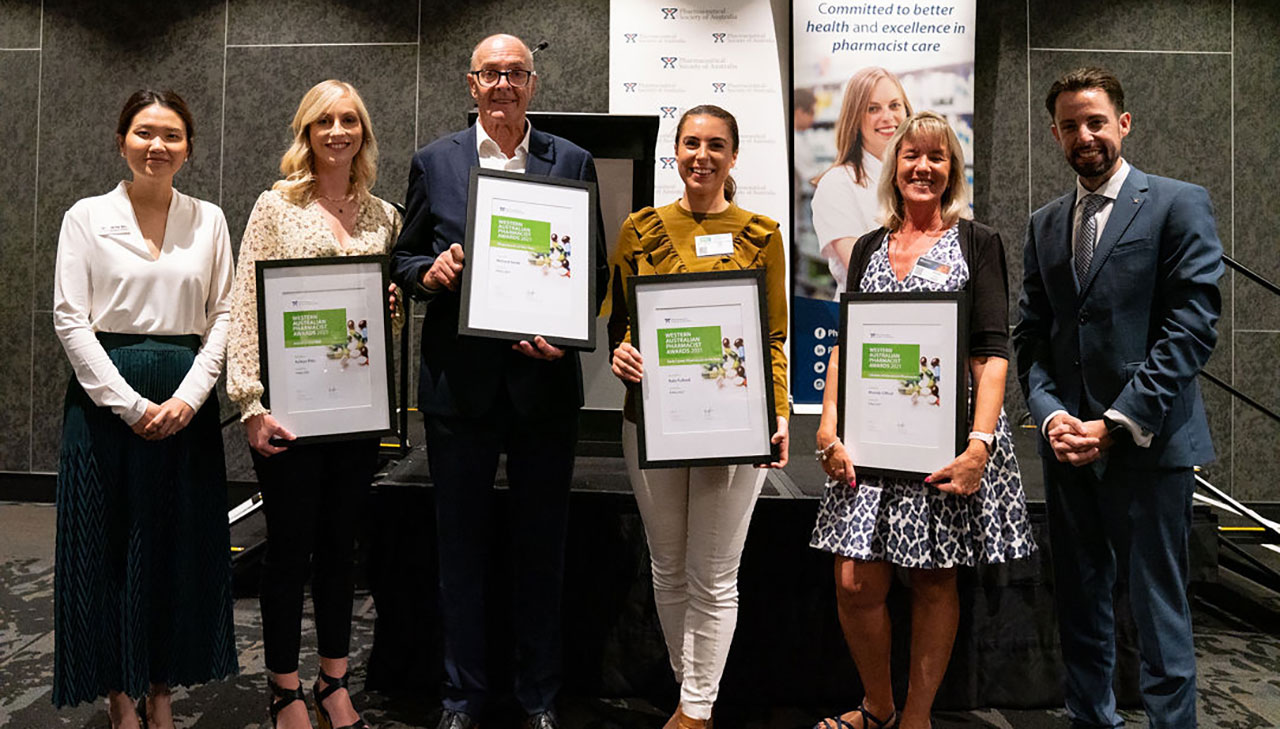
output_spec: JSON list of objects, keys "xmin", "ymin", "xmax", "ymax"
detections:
[{"xmin": 1067, "ymin": 143, "xmax": 1116, "ymax": 179}]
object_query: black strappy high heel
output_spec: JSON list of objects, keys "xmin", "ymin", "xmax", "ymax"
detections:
[
  {"xmin": 312, "ymin": 669, "xmax": 371, "ymax": 729},
  {"xmin": 268, "ymin": 678, "xmax": 307, "ymax": 728}
]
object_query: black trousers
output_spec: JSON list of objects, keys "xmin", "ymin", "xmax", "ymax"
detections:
[
  {"xmin": 252, "ymin": 438, "xmax": 379, "ymax": 674},
  {"xmin": 425, "ymin": 401, "xmax": 577, "ymax": 716}
]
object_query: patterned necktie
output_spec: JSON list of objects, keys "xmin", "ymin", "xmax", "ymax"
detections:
[{"xmin": 1074, "ymin": 193, "xmax": 1106, "ymax": 285}]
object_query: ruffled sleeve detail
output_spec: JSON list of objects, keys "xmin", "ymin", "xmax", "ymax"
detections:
[
  {"xmin": 730, "ymin": 213, "xmax": 781, "ymax": 269},
  {"xmin": 635, "ymin": 207, "xmax": 688, "ymax": 274}
]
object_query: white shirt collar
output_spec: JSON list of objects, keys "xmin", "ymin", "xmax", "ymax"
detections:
[
  {"xmin": 1075, "ymin": 158, "xmax": 1130, "ymax": 206},
  {"xmin": 475, "ymin": 119, "xmax": 531, "ymax": 162}
]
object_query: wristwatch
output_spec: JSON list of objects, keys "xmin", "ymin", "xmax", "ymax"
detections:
[{"xmin": 967, "ymin": 431, "xmax": 994, "ymax": 453}]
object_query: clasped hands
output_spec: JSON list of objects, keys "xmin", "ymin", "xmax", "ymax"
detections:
[
  {"xmin": 422, "ymin": 243, "xmax": 563, "ymax": 361},
  {"xmin": 1047, "ymin": 413, "xmax": 1113, "ymax": 466},
  {"xmin": 816, "ymin": 433, "xmax": 988, "ymax": 496},
  {"xmin": 612, "ymin": 341, "xmax": 789, "ymax": 468},
  {"xmin": 129, "ymin": 398, "xmax": 194, "ymax": 441}
]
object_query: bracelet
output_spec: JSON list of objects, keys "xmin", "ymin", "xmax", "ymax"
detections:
[
  {"xmin": 967, "ymin": 431, "xmax": 995, "ymax": 453},
  {"xmin": 815, "ymin": 439, "xmax": 840, "ymax": 462}
]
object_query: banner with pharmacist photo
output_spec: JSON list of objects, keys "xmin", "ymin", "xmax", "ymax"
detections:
[{"xmin": 790, "ymin": 0, "xmax": 976, "ymax": 411}]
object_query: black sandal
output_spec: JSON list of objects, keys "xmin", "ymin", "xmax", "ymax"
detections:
[
  {"xmin": 268, "ymin": 678, "xmax": 306, "ymax": 728},
  {"xmin": 813, "ymin": 702, "xmax": 897, "ymax": 729},
  {"xmin": 313, "ymin": 669, "xmax": 371, "ymax": 729}
]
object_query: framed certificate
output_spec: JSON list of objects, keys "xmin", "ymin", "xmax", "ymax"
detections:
[
  {"xmin": 838, "ymin": 292, "xmax": 969, "ymax": 480},
  {"xmin": 628, "ymin": 270, "xmax": 778, "ymax": 468},
  {"xmin": 459, "ymin": 168, "xmax": 598, "ymax": 350},
  {"xmin": 255, "ymin": 255, "xmax": 395, "ymax": 444}
]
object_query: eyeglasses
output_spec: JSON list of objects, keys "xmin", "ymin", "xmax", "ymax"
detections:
[{"xmin": 468, "ymin": 69, "xmax": 536, "ymax": 88}]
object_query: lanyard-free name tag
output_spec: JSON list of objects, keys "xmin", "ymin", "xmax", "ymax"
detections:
[
  {"xmin": 911, "ymin": 256, "xmax": 951, "ymax": 285},
  {"xmin": 97, "ymin": 223, "xmax": 132, "ymax": 237},
  {"xmin": 695, "ymin": 233, "xmax": 734, "ymax": 257}
]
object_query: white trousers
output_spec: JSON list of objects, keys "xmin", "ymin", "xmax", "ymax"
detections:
[{"xmin": 622, "ymin": 421, "xmax": 765, "ymax": 719}]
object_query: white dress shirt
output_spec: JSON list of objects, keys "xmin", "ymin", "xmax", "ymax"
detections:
[
  {"xmin": 53, "ymin": 182, "xmax": 234, "ymax": 425},
  {"xmin": 476, "ymin": 119, "xmax": 532, "ymax": 173},
  {"xmin": 1042, "ymin": 159, "xmax": 1152, "ymax": 447},
  {"xmin": 810, "ymin": 150, "xmax": 884, "ymax": 294}
]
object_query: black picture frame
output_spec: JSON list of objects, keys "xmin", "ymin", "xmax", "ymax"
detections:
[
  {"xmin": 459, "ymin": 167, "xmax": 599, "ymax": 351},
  {"xmin": 628, "ymin": 269, "xmax": 779, "ymax": 468},
  {"xmin": 255, "ymin": 255, "xmax": 396, "ymax": 445},
  {"xmin": 837, "ymin": 291, "xmax": 969, "ymax": 480}
]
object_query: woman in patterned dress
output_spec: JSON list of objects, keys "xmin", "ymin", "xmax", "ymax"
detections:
[
  {"xmin": 225, "ymin": 80, "xmax": 399, "ymax": 729},
  {"xmin": 52, "ymin": 89, "xmax": 237, "ymax": 729},
  {"xmin": 809, "ymin": 111, "xmax": 1035, "ymax": 729}
]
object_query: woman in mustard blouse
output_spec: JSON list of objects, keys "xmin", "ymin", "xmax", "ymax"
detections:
[{"xmin": 608, "ymin": 104, "xmax": 789, "ymax": 729}]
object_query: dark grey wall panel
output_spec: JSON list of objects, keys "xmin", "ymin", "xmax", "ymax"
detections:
[
  {"xmin": 414, "ymin": 0, "xmax": 609, "ymax": 148},
  {"xmin": 221, "ymin": 44, "xmax": 417, "ymax": 247},
  {"xmin": 228, "ymin": 0, "xmax": 418, "ymax": 45},
  {"xmin": 1029, "ymin": 0, "xmax": 1231, "ymax": 53},
  {"xmin": 0, "ymin": 0, "xmax": 42, "ymax": 48},
  {"xmin": 1232, "ymin": 332, "xmax": 1280, "ymax": 501},
  {"xmin": 29, "ymin": 313, "xmax": 69, "ymax": 472},
  {"xmin": 33, "ymin": 0, "xmax": 227, "ymax": 310},
  {"xmin": 1233, "ymin": 0, "xmax": 1280, "ymax": 332},
  {"xmin": 0, "ymin": 52, "xmax": 39, "ymax": 471}
]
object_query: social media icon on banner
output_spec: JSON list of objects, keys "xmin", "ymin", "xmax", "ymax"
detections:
[
  {"xmin": 814, "ymin": 361, "xmax": 826, "ymax": 374},
  {"xmin": 814, "ymin": 379, "xmax": 825, "ymax": 391},
  {"xmin": 814, "ymin": 344, "xmax": 826, "ymax": 357}
]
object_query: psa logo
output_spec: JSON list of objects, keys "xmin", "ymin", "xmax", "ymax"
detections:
[
  {"xmin": 660, "ymin": 56, "xmax": 677, "ymax": 69},
  {"xmin": 624, "ymin": 33, "xmax": 637, "ymax": 43},
  {"xmin": 711, "ymin": 82, "xmax": 725, "ymax": 93},
  {"xmin": 659, "ymin": 106, "xmax": 678, "ymax": 119},
  {"xmin": 623, "ymin": 82, "xmax": 637, "ymax": 93},
  {"xmin": 661, "ymin": 7, "xmax": 678, "ymax": 19},
  {"xmin": 712, "ymin": 32, "xmax": 726, "ymax": 43},
  {"xmin": 659, "ymin": 157, "xmax": 677, "ymax": 170}
]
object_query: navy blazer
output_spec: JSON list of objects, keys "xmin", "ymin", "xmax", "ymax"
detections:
[
  {"xmin": 390, "ymin": 125, "xmax": 608, "ymax": 419},
  {"xmin": 1012, "ymin": 167, "xmax": 1223, "ymax": 469}
]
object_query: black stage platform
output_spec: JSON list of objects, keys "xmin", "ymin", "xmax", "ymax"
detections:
[{"xmin": 363, "ymin": 413, "xmax": 1219, "ymax": 711}]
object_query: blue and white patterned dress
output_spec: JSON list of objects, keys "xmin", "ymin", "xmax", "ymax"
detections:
[{"xmin": 809, "ymin": 225, "xmax": 1036, "ymax": 568}]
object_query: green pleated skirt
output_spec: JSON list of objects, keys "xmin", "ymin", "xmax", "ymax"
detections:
[{"xmin": 53, "ymin": 333, "xmax": 238, "ymax": 707}]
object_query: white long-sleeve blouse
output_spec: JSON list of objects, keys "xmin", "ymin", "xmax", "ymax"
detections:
[{"xmin": 52, "ymin": 182, "xmax": 234, "ymax": 425}]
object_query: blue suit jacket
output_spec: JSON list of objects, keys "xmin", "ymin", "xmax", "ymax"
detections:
[
  {"xmin": 390, "ymin": 125, "xmax": 607, "ymax": 419},
  {"xmin": 1012, "ymin": 167, "xmax": 1223, "ymax": 469}
]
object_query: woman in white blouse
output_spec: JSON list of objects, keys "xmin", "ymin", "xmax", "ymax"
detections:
[
  {"xmin": 225, "ymin": 80, "xmax": 400, "ymax": 729},
  {"xmin": 52, "ymin": 90, "xmax": 236, "ymax": 728},
  {"xmin": 810, "ymin": 67, "xmax": 913, "ymax": 294}
]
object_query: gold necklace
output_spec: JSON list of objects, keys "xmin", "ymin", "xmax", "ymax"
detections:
[{"xmin": 318, "ymin": 192, "xmax": 355, "ymax": 216}]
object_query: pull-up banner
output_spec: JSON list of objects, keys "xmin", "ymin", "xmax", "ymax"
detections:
[
  {"xmin": 791, "ymin": 0, "xmax": 976, "ymax": 412},
  {"xmin": 609, "ymin": 0, "xmax": 790, "ymax": 250}
]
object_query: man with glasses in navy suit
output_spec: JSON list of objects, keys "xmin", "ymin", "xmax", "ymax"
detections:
[
  {"xmin": 391, "ymin": 33, "xmax": 606, "ymax": 729},
  {"xmin": 1014, "ymin": 66, "xmax": 1223, "ymax": 728}
]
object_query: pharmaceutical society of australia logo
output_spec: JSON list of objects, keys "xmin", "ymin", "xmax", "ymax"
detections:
[
  {"xmin": 661, "ymin": 7, "xmax": 678, "ymax": 19},
  {"xmin": 659, "ymin": 105, "xmax": 678, "ymax": 119},
  {"xmin": 660, "ymin": 56, "xmax": 678, "ymax": 69},
  {"xmin": 711, "ymin": 82, "xmax": 726, "ymax": 93},
  {"xmin": 624, "ymin": 82, "xmax": 637, "ymax": 93},
  {"xmin": 625, "ymin": 33, "xmax": 637, "ymax": 43},
  {"xmin": 659, "ymin": 157, "xmax": 677, "ymax": 170},
  {"xmin": 712, "ymin": 32, "xmax": 726, "ymax": 43}
]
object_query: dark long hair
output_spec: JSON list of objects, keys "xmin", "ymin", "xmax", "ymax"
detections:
[
  {"xmin": 116, "ymin": 89, "xmax": 196, "ymax": 157},
  {"xmin": 675, "ymin": 104, "xmax": 739, "ymax": 202}
]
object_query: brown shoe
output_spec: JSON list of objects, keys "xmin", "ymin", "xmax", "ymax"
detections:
[{"xmin": 674, "ymin": 704, "xmax": 712, "ymax": 729}]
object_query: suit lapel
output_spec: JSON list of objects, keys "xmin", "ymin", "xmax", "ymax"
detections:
[
  {"xmin": 1078, "ymin": 168, "xmax": 1147, "ymax": 299},
  {"xmin": 526, "ymin": 127, "xmax": 555, "ymax": 176},
  {"xmin": 1042, "ymin": 194, "xmax": 1077, "ymax": 302}
]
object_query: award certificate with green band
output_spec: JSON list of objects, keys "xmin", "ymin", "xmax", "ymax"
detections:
[
  {"xmin": 459, "ymin": 168, "xmax": 599, "ymax": 350},
  {"xmin": 628, "ymin": 270, "xmax": 777, "ymax": 468},
  {"xmin": 255, "ymin": 255, "xmax": 395, "ymax": 444},
  {"xmin": 838, "ymin": 292, "xmax": 968, "ymax": 479}
]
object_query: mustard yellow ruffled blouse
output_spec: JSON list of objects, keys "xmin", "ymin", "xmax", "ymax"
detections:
[{"xmin": 608, "ymin": 201, "xmax": 789, "ymax": 421}]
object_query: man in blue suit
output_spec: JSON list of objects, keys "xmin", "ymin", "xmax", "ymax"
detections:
[
  {"xmin": 390, "ymin": 33, "xmax": 606, "ymax": 729},
  {"xmin": 1013, "ymin": 67, "xmax": 1222, "ymax": 728}
]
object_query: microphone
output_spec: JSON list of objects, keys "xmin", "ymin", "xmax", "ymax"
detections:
[{"xmin": 531, "ymin": 40, "xmax": 549, "ymax": 55}]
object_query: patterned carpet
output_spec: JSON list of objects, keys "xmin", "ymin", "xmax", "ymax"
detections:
[{"xmin": 3, "ymin": 501, "xmax": 1279, "ymax": 729}]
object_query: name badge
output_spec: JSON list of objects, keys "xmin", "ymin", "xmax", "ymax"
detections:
[
  {"xmin": 695, "ymin": 233, "xmax": 734, "ymax": 257},
  {"xmin": 911, "ymin": 256, "xmax": 952, "ymax": 285},
  {"xmin": 97, "ymin": 223, "xmax": 132, "ymax": 237}
]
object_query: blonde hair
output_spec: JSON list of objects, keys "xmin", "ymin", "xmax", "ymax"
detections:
[
  {"xmin": 817, "ymin": 67, "xmax": 913, "ymax": 187},
  {"xmin": 273, "ymin": 80, "xmax": 379, "ymax": 205},
  {"xmin": 876, "ymin": 110, "xmax": 972, "ymax": 231}
]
